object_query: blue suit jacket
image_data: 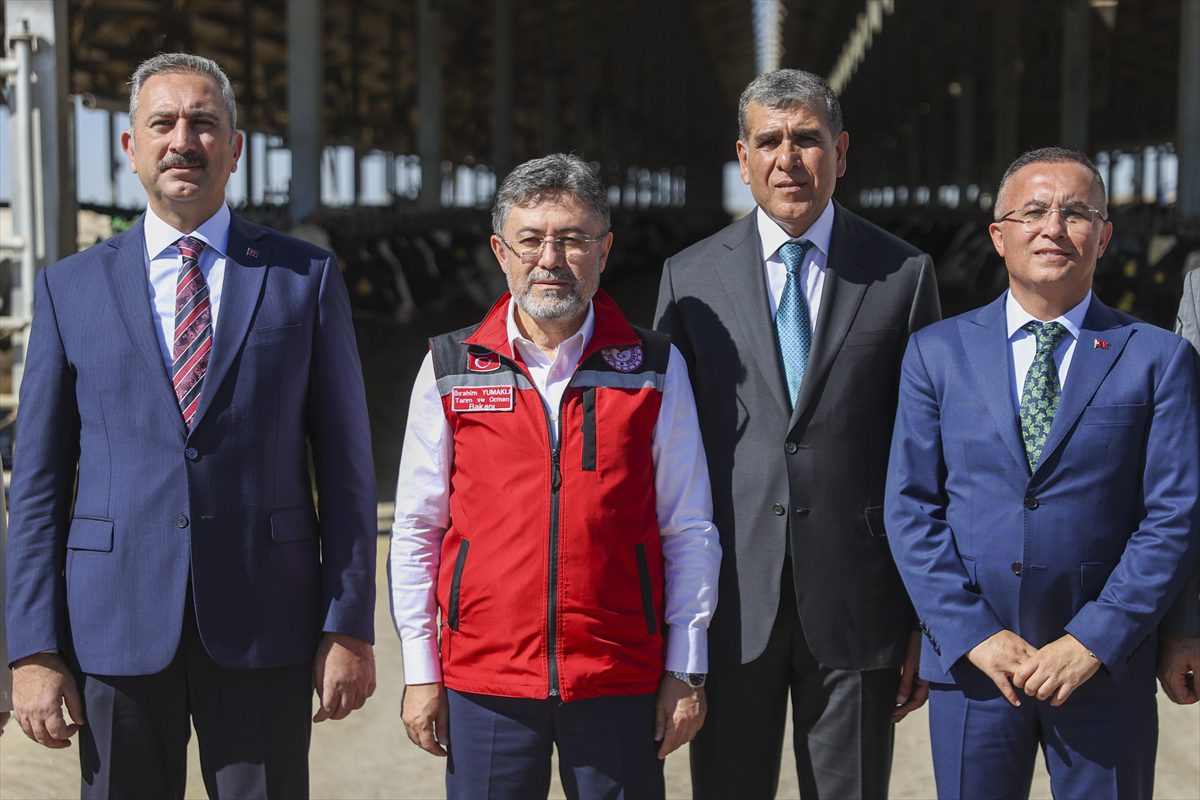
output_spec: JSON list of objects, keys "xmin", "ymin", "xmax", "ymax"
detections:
[
  {"xmin": 885, "ymin": 293, "xmax": 1200, "ymax": 697},
  {"xmin": 5, "ymin": 214, "xmax": 377, "ymax": 675}
]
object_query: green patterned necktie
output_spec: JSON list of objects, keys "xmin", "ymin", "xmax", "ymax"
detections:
[{"xmin": 1019, "ymin": 320, "xmax": 1069, "ymax": 469}]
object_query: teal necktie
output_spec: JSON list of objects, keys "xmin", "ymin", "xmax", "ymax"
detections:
[
  {"xmin": 776, "ymin": 240, "xmax": 813, "ymax": 409},
  {"xmin": 1019, "ymin": 321, "xmax": 1069, "ymax": 469}
]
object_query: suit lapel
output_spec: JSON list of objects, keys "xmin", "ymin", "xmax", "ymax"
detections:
[
  {"xmin": 959, "ymin": 295, "xmax": 1029, "ymax": 473},
  {"xmin": 790, "ymin": 205, "xmax": 869, "ymax": 427},
  {"xmin": 714, "ymin": 214, "xmax": 792, "ymax": 417},
  {"xmin": 1034, "ymin": 298, "xmax": 1130, "ymax": 476},
  {"xmin": 190, "ymin": 215, "xmax": 269, "ymax": 431},
  {"xmin": 104, "ymin": 221, "xmax": 186, "ymax": 432}
]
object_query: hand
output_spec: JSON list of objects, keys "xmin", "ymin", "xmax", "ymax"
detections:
[
  {"xmin": 654, "ymin": 674, "xmax": 706, "ymax": 759},
  {"xmin": 966, "ymin": 630, "xmax": 1038, "ymax": 707},
  {"xmin": 893, "ymin": 630, "xmax": 929, "ymax": 722},
  {"xmin": 1013, "ymin": 634, "xmax": 1101, "ymax": 706},
  {"xmin": 313, "ymin": 633, "xmax": 376, "ymax": 722},
  {"xmin": 12, "ymin": 653, "xmax": 86, "ymax": 748},
  {"xmin": 402, "ymin": 682, "xmax": 449, "ymax": 756},
  {"xmin": 1157, "ymin": 636, "xmax": 1200, "ymax": 704}
]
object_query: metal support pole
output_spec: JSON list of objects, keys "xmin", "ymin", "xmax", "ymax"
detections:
[
  {"xmin": 1177, "ymin": 0, "xmax": 1200, "ymax": 224},
  {"xmin": 288, "ymin": 0, "xmax": 322, "ymax": 222},
  {"xmin": 417, "ymin": 0, "xmax": 443, "ymax": 211}
]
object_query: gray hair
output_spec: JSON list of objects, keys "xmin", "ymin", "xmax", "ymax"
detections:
[
  {"xmin": 996, "ymin": 147, "xmax": 1108, "ymax": 218},
  {"xmin": 738, "ymin": 69, "xmax": 843, "ymax": 141},
  {"xmin": 492, "ymin": 154, "xmax": 610, "ymax": 235},
  {"xmin": 129, "ymin": 53, "xmax": 238, "ymax": 135}
]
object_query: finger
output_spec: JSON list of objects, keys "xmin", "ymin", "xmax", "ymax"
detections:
[
  {"xmin": 1012, "ymin": 661, "xmax": 1033, "ymax": 690},
  {"xmin": 436, "ymin": 698, "xmax": 450, "ymax": 749},
  {"xmin": 992, "ymin": 674, "xmax": 1022, "ymax": 707},
  {"xmin": 654, "ymin": 703, "xmax": 666, "ymax": 742},
  {"xmin": 418, "ymin": 721, "xmax": 447, "ymax": 757},
  {"xmin": 892, "ymin": 682, "xmax": 929, "ymax": 722},
  {"xmin": 62, "ymin": 677, "xmax": 87, "ymax": 727},
  {"xmin": 896, "ymin": 666, "xmax": 914, "ymax": 706},
  {"xmin": 44, "ymin": 709, "xmax": 80, "ymax": 742},
  {"xmin": 16, "ymin": 712, "xmax": 36, "ymax": 742},
  {"xmin": 656, "ymin": 719, "xmax": 681, "ymax": 760},
  {"xmin": 313, "ymin": 705, "xmax": 331, "ymax": 723},
  {"xmin": 1051, "ymin": 680, "xmax": 1077, "ymax": 707}
]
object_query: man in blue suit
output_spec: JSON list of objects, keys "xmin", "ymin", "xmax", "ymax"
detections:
[
  {"xmin": 5, "ymin": 53, "xmax": 378, "ymax": 798},
  {"xmin": 885, "ymin": 147, "xmax": 1200, "ymax": 799}
]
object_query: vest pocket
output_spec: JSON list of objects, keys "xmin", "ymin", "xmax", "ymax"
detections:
[
  {"xmin": 635, "ymin": 543, "xmax": 658, "ymax": 635},
  {"xmin": 448, "ymin": 539, "xmax": 470, "ymax": 631},
  {"xmin": 581, "ymin": 387, "xmax": 597, "ymax": 471}
]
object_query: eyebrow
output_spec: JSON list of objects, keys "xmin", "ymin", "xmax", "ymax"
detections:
[
  {"xmin": 515, "ymin": 226, "xmax": 594, "ymax": 236},
  {"xmin": 753, "ymin": 126, "xmax": 822, "ymax": 145}
]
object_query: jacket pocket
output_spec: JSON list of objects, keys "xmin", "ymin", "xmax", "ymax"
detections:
[
  {"xmin": 581, "ymin": 387, "xmax": 597, "ymax": 471},
  {"xmin": 67, "ymin": 517, "xmax": 114, "ymax": 552},
  {"xmin": 635, "ymin": 543, "xmax": 658, "ymax": 635},
  {"xmin": 1080, "ymin": 561, "xmax": 1115, "ymax": 598},
  {"xmin": 1081, "ymin": 404, "xmax": 1144, "ymax": 426},
  {"xmin": 270, "ymin": 506, "xmax": 319, "ymax": 542},
  {"xmin": 448, "ymin": 539, "xmax": 470, "ymax": 631},
  {"xmin": 246, "ymin": 323, "xmax": 301, "ymax": 348}
]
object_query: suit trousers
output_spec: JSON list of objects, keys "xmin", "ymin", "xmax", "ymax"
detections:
[
  {"xmin": 74, "ymin": 593, "xmax": 313, "ymax": 800},
  {"xmin": 445, "ymin": 689, "xmax": 664, "ymax": 800},
  {"xmin": 928, "ymin": 683, "xmax": 1157, "ymax": 800},
  {"xmin": 690, "ymin": 559, "xmax": 901, "ymax": 800}
]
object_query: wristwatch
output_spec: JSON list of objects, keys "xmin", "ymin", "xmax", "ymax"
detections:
[{"xmin": 667, "ymin": 670, "xmax": 707, "ymax": 689}]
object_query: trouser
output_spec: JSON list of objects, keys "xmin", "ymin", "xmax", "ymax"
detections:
[
  {"xmin": 74, "ymin": 598, "xmax": 313, "ymax": 800},
  {"xmin": 445, "ymin": 688, "xmax": 664, "ymax": 800},
  {"xmin": 690, "ymin": 561, "xmax": 901, "ymax": 799},
  {"xmin": 928, "ymin": 683, "xmax": 1157, "ymax": 800}
]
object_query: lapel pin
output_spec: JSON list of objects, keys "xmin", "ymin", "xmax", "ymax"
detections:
[
  {"xmin": 1093, "ymin": 338, "xmax": 1109, "ymax": 349},
  {"xmin": 245, "ymin": 247, "xmax": 259, "ymax": 258}
]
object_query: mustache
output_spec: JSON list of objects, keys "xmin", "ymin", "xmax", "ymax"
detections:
[
  {"xmin": 525, "ymin": 268, "xmax": 575, "ymax": 285},
  {"xmin": 159, "ymin": 153, "xmax": 207, "ymax": 171}
]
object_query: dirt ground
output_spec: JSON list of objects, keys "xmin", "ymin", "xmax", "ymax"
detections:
[{"xmin": 2, "ymin": 535, "xmax": 1197, "ymax": 800}]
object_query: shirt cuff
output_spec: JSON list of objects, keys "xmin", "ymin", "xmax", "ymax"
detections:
[
  {"xmin": 401, "ymin": 639, "xmax": 443, "ymax": 685},
  {"xmin": 664, "ymin": 625, "xmax": 708, "ymax": 674}
]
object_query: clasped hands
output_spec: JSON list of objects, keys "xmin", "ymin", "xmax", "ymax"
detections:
[{"xmin": 967, "ymin": 630, "xmax": 1101, "ymax": 708}]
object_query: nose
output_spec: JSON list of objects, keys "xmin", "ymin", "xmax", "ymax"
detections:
[
  {"xmin": 775, "ymin": 146, "xmax": 799, "ymax": 171},
  {"xmin": 1039, "ymin": 208, "xmax": 1068, "ymax": 236},
  {"xmin": 536, "ymin": 239, "xmax": 566, "ymax": 267},
  {"xmin": 170, "ymin": 119, "xmax": 197, "ymax": 152}
]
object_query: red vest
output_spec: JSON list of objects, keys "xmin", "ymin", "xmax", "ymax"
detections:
[{"xmin": 429, "ymin": 291, "xmax": 670, "ymax": 701}]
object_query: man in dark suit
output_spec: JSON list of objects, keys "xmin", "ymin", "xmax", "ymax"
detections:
[
  {"xmin": 1158, "ymin": 266, "xmax": 1200, "ymax": 705},
  {"xmin": 655, "ymin": 69, "xmax": 939, "ymax": 799},
  {"xmin": 5, "ymin": 53, "xmax": 378, "ymax": 799},
  {"xmin": 885, "ymin": 148, "xmax": 1199, "ymax": 798}
]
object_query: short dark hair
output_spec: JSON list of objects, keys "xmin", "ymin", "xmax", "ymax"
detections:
[
  {"xmin": 738, "ymin": 69, "xmax": 843, "ymax": 141},
  {"xmin": 996, "ymin": 147, "xmax": 1107, "ymax": 218},
  {"xmin": 491, "ymin": 154, "xmax": 610, "ymax": 235}
]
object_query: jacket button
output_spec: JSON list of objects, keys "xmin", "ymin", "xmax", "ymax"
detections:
[
  {"xmin": 1012, "ymin": 562, "xmax": 1022, "ymax": 576},
  {"xmin": 185, "ymin": 447, "xmax": 199, "ymax": 461},
  {"xmin": 1024, "ymin": 496, "xmax": 1039, "ymax": 510},
  {"xmin": 177, "ymin": 514, "xmax": 189, "ymax": 529},
  {"xmin": 773, "ymin": 503, "xmax": 786, "ymax": 516},
  {"xmin": 785, "ymin": 442, "xmax": 798, "ymax": 454}
]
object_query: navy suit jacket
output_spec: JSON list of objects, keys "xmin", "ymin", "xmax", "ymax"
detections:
[
  {"xmin": 5, "ymin": 213, "xmax": 377, "ymax": 676},
  {"xmin": 885, "ymin": 293, "xmax": 1200, "ymax": 696}
]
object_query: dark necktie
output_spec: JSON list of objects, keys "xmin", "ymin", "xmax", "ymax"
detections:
[
  {"xmin": 776, "ymin": 240, "xmax": 813, "ymax": 409},
  {"xmin": 173, "ymin": 236, "xmax": 212, "ymax": 428},
  {"xmin": 1019, "ymin": 320, "xmax": 1068, "ymax": 469}
]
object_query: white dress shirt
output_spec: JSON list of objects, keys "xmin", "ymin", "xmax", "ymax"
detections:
[
  {"xmin": 1006, "ymin": 290, "xmax": 1093, "ymax": 409},
  {"xmin": 143, "ymin": 204, "xmax": 231, "ymax": 371},
  {"xmin": 389, "ymin": 298, "xmax": 721, "ymax": 685},
  {"xmin": 757, "ymin": 201, "xmax": 836, "ymax": 326}
]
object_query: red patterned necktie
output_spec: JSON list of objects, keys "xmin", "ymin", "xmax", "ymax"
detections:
[{"xmin": 172, "ymin": 235, "xmax": 212, "ymax": 428}]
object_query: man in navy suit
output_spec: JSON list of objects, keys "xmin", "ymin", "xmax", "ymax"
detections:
[
  {"xmin": 5, "ymin": 53, "xmax": 378, "ymax": 799},
  {"xmin": 885, "ymin": 147, "xmax": 1200, "ymax": 799}
]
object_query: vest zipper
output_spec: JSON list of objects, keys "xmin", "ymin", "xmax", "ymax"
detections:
[{"xmin": 547, "ymin": 446, "xmax": 562, "ymax": 697}]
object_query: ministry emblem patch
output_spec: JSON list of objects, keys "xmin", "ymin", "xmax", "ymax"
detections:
[{"xmin": 601, "ymin": 345, "xmax": 644, "ymax": 373}]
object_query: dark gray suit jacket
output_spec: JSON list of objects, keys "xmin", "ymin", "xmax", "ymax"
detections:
[
  {"xmin": 655, "ymin": 202, "xmax": 940, "ymax": 671},
  {"xmin": 1163, "ymin": 267, "xmax": 1200, "ymax": 637}
]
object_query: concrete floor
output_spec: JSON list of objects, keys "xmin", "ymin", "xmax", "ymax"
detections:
[{"xmin": 2, "ymin": 535, "xmax": 1197, "ymax": 800}]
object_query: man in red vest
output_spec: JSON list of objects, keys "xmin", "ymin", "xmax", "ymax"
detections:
[{"xmin": 390, "ymin": 153, "xmax": 721, "ymax": 799}]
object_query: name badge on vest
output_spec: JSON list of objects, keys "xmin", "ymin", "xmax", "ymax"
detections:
[{"xmin": 451, "ymin": 386, "xmax": 514, "ymax": 412}]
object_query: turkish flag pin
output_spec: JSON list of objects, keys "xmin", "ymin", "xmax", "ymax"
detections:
[
  {"xmin": 246, "ymin": 247, "xmax": 259, "ymax": 258},
  {"xmin": 1093, "ymin": 338, "xmax": 1109, "ymax": 349}
]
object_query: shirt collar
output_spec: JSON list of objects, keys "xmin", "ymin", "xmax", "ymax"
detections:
[
  {"xmin": 143, "ymin": 203, "xmax": 232, "ymax": 261},
  {"xmin": 1005, "ymin": 290, "xmax": 1092, "ymax": 341},
  {"xmin": 756, "ymin": 200, "xmax": 836, "ymax": 263},
  {"xmin": 505, "ymin": 296, "xmax": 596, "ymax": 357}
]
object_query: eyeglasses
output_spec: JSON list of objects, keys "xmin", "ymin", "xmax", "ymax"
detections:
[
  {"xmin": 996, "ymin": 204, "xmax": 1108, "ymax": 231},
  {"xmin": 500, "ymin": 234, "xmax": 605, "ymax": 262}
]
